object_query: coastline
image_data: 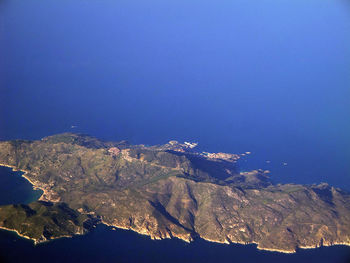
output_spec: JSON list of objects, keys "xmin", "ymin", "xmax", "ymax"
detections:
[
  {"xmin": 0, "ymin": 163, "xmax": 350, "ymax": 254},
  {"xmin": 0, "ymin": 226, "xmax": 37, "ymax": 243},
  {"xmin": 0, "ymin": 225, "xmax": 85, "ymax": 246},
  {"xmin": 100, "ymin": 218, "xmax": 350, "ymax": 254},
  {"xmin": 1, "ymin": 219, "xmax": 349, "ymax": 254},
  {"xmin": 0, "ymin": 163, "xmax": 39, "ymax": 190},
  {"xmin": 0, "ymin": 164, "xmax": 42, "ymax": 244},
  {"xmin": 0, "ymin": 163, "xmax": 54, "ymax": 203}
]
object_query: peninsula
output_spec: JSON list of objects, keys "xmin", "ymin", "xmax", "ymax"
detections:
[{"xmin": 0, "ymin": 133, "xmax": 349, "ymax": 253}]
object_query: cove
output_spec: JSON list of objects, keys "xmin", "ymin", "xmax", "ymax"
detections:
[{"xmin": 0, "ymin": 166, "xmax": 43, "ymax": 206}]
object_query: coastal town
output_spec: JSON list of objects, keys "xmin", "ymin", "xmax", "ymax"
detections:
[{"xmin": 108, "ymin": 139, "xmax": 250, "ymax": 164}]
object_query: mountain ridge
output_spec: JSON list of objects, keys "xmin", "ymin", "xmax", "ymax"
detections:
[{"xmin": 0, "ymin": 133, "xmax": 349, "ymax": 253}]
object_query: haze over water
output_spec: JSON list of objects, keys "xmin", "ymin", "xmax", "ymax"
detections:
[
  {"xmin": 0, "ymin": 0, "xmax": 350, "ymax": 261},
  {"xmin": 2, "ymin": 0, "xmax": 349, "ymax": 190}
]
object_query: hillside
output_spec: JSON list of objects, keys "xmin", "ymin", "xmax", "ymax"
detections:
[{"xmin": 0, "ymin": 133, "xmax": 349, "ymax": 253}]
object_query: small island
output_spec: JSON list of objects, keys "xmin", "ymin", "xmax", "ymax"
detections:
[{"xmin": 0, "ymin": 133, "xmax": 349, "ymax": 253}]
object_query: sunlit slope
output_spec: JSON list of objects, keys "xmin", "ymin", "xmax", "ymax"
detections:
[{"xmin": 0, "ymin": 133, "xmax": 349, "ymax": 252}]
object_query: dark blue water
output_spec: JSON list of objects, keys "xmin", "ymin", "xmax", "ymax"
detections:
[
  {"xmin": 0, "ymin": 0, "xmax": 349, "ymax": 190},
  {"xmin": 0, "ymin": 166, "xmax": 42, "ymax": 205},
  {"xmin": 0, "ymin": 218, "xmax": 350, "ymax": 263},
  {"xmin": 0, "ymin": 0, "xmax": 349, "ymax": 261}
]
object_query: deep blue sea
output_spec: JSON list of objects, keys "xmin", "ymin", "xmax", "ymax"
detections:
[
  {"xmin": 0, "ymin": 166, "xmax": 42, "ymax": 206},
  {"xmin": 0, "ymin": 0, "xmax": 349, "ymax": 262}
]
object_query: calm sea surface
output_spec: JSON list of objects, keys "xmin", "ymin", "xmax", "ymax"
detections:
[
  {"xmin": 0, "ymin": 0, "xmax": 349, "ymax": 261},
  {"xmin": 0, "ymin": 166, "xmax": 42, "ymax": 206},
  {"xmin": 1, "ymin": 0, "xmax": 349, "ymax": 191}
]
